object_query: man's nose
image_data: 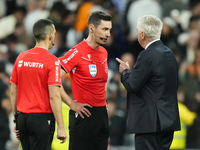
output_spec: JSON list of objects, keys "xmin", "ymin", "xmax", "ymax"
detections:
[{"xmin": 106, "ymin": 30, "xmax": 110, "ymax": 37}]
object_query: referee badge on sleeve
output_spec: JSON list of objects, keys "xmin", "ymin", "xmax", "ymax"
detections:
[{"xmin": 89, "ymin": 65, "xmax": 97, "ymax": 77}]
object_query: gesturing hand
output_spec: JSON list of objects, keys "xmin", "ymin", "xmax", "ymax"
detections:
[
  {"xmin": 70, "ymin": 100, "xmax": 92, "ymax": 118},
  {"xmin": 116, "ymin": 58, "xmax": 130, "ymax": 73}
]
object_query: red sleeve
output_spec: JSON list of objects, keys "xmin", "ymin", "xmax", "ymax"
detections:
[
  {"xmin": 10, "ymin": 57, "xmax": 19, "ymax": 85},
  {"xmin": 59, "ymin": 48, "xmax": 80, "ymax": 72},
  {"xmin": 48, "ymin": 58, "xmax": 61, "ymax": 86}
]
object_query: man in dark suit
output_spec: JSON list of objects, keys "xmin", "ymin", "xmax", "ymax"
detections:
[{"xmin": 116, "ymin": 15, "xmax": 181, "ymax": 150}]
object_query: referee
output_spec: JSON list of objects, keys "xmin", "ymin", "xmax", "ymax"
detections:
[
  {"xmin": 59, "ymin": 11, "xmax": 112, "ymax": 150},
  {"xmin": 10, "ymin": 19, "xmax": 67, "ymax": 150}
]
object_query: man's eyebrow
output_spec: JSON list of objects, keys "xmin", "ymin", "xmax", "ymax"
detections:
[{"xmin": 102, "ymin": 27, "xmax": 112, "ymax": 30}]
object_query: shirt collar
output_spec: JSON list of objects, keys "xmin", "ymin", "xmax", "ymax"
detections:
[
  {"xmin": 145, "ymin": 39, "xmax": 160, "ymax": 49},
  {"xmin": 34, "ymin": 46, "xmax": 48, "ymax": 51}
]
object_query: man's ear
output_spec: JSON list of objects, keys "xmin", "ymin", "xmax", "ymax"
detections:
[
  {"xmin": 89, "ymin": 24, "xmax": 94, "ymax": 32},
  {"xmin": 49, "ymin": 33, "xmax": 52, "ymax": 40},
  {"xmin": 141, "ymin": 32, "xmax": 145, "ymax": 40}
]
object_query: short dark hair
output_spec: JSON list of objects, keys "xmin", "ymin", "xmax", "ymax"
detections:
[
  {"xmin": 87, "ymin": 11, "xmax": 112, "ymax": 28},
  {"xmin": 32, "ymin": 19, "xmax": 54, "ymax": 42}
]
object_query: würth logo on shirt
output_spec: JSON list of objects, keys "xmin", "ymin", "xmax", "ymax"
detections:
[
  {"xmin": 55, "ymin": 60, "xmax": 60, "ymax": 81},
  {"xmin": 62, "ymin": 49, "xmax": 78, "ymax": 64},
  {"xmin": 55, "ymin": 60, "xmax": 60, "ymax": 65},
  {"xmin": 55, "ymin": 66, "xmax": 59, "ymax": 81},
  {"xmin": 18, "ymin": 60, "xmax": 23, "ymax": 67},
  {"xmin": 18, "ymin": 60, "xmax": 44, "ymax": 69}
]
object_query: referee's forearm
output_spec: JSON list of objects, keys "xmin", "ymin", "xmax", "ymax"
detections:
[
  {"xmin": 50, "ymin": 98, "xmax": 64, "ymax": 128},
  {"xmin": 10, "ymin": 83, "xmax": 18, "ymax": 114},
  {"xmin": 49, "ymin": 86, "xmax": 64, "ymax": 128},
  {"xmin": 60, "ymin": 85, "xmax": 73, "ymax": 107}
]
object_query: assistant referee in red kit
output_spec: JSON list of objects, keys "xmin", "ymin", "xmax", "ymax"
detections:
[{"xmin": 10, "ymin": 19, "xmax": 67, "ymax": 150}]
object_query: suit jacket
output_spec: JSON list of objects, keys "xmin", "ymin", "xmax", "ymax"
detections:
[{"xmin": 121, "ymin": 40, "xmax": 181, "ymax": 134}]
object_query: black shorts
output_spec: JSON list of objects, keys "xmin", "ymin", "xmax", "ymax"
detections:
[
  {"xmin": 17, "ymin": 113, "xmax": 55, "ymax": 150},
  {"xmin": 69, "ymin": 106, "xmax": 109, "ymax": 150}
]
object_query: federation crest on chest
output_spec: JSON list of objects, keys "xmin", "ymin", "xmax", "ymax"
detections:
[{"xmin": 89, "ymin": 65, "xmax": 97, "ymax": 77}]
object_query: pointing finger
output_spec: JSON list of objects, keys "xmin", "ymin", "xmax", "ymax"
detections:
[{"xmin": 115, "ymin": 58, "xmax": 124, "ymax": 64}]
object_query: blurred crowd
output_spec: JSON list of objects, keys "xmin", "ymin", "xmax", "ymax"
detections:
[{"xmin": 1, "ymin": 0, "xmax": 200, "ymax": 150}]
